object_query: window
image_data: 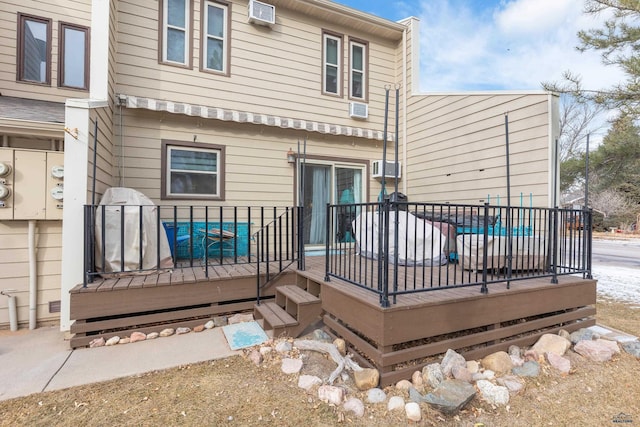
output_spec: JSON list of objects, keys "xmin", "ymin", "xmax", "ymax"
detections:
[
  {"xmin": 201, "ymin": 0, "xmax": 230, "ymax": 74},
  {"xmin": 17, "ymin": 14, "xmax": 51, "ymax": 85},
  {"xmin": 322, "ymin": 31, "xmax": 342, "ymax": 96},
  {"xmin": 349, "ymin": 39, "xmax": 368, "ymax": 101},
  {"xmin": 162, "ymin": 140, "xmax": 225, "ymax": 200},
  {"xmin": 160, "ymin": 0, "xmax": 191, "ymax": 65},
  {"xmin": 59, "ymin": 23, "xmax": 89, "ymax": 89}
]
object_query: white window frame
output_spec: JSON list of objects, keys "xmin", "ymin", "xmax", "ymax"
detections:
[
  {"xmin": 202, "ymin": 0, "xmax": 228, "ymax": 74},
  {"xmin": 162, "ymin": 0, "xmax": 190, "ymax": 65},
  {"xmin": 322, "ymin": 32, "xmax": 342, "ymax": 96},
  {"xmin": 165, "ymin": 144, "xmax": 222, "ymax": 199},
  {"xmin": 349, "ymin": 40, "xmax": 367, "ymax": 101}
]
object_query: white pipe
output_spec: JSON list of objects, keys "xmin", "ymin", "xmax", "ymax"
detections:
[
  {"xmin": 28, "ymin": 220, "xmax": 37, "ymax": 329},
  {"xmin": 8, "ymin": 295, "xmax": 17, "ymax": 331}
]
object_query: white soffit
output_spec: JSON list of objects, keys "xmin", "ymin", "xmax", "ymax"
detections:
[{"xmin": 124, "ymin": 95, "xmax": 391, "ymax": 141}]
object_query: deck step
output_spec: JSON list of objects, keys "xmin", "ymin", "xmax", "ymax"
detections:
[
  {"xmin": 254, "ymin": 301, "xmax": 298, "ymax": 329},
  {"xmin": 276, "ymin": 285, "xmax": 321, "ymax": 306}
]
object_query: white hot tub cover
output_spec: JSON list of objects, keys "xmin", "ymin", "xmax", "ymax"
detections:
[
  {"xmin": 95, "ymin": 187, "xmax": 173, "ymax": 274},
  {"xmin": 352, "ymin": 210, "xmax": 447, "ymax": 266}
]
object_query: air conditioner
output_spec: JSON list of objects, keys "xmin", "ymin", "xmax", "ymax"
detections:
[
  {"xmin": 372, "ymin": 160, "xmax": 401, "ymax": 179},
  {"xmin": 248, "ymin": 0, "xmax": 275, "ymax": 26},
  {"xmin": 349, "ymin": 102, "xmax": 368, "ymax": 119}
]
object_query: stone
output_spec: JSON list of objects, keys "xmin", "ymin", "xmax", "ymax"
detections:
[
  {"xmin": 411, "ymin": 370, "xmax": 423, "ymax": 389},
  {"xmin": 89, "ymin": 337, "xmax": 105, "ymax": 348},
  {"xmin": 466, "ymin": 360, "xmax": 479, "ymax": 374},
  {"xmin": 248, "ymin": 349, "xmax": 263, "ymax": 366},
  {"xmin": 422, "ymin": 363, "xmax": 444, "ymax": 388},
  {"xmin": 509, "ymin": 344, "xmax": 525, "ymax": 367},
  {"xmin": 176, "ymin": 327, "xmax": 191, "ymax": 335},
  {"xmin": 119, "ymin": 337, "xmax": 130, "ymax": 344},
  {"xmin": 281, "ymin": 358, "xmax": 303, "ymax": 374},
  {"xmin": 333, "ymin": 338, "xmax": 346, "ymax": 356},
  {"xmin": 512, "ymin": 361, "xmax": 540, "ymax": 377},
  {"xmin": 343, "ymin": 398, "xmax": 365, "ymax": 417},
  {"xmin": 569, "ymin": 328, "xmax": 599, "ymax": 344},
  {"xmin": 204, "ymin": 320, "xmax": 215, "ymax": 329},
  {"xmin": 408, "ymin": 387, "xmax": 425, "ymax": 404},
  {"xmin": 159, "ymin": 328, "xmax": 175, "ymax": 337},
  {"xmin": 387, "ymin": 396, "xmax": 405, "ymax": 411},
  {"xmin": 497, "ymin": 375, "xmax": 525, "ymax": 395},
  {"xmin": 574, "ymin": 339, "xmax": 617, "ymax": 362},
  {"xmin": 523, "ymin": 349, "xmax": 539, "ymax": 362},
  {"xmin": 275, "ymin": 341, "xmax": 292, "ymax": 353},
  {"xmin": 298, "ymin": 375, "xmax": 322, "ymax": 391},
  {"xmin": 451, "ymin": 365, "xmax": 472, "ymax": 383},
  {"xmin": 441, "ymin": 349, "xmax": 467, "ymax": 378},
  {"xmin": 318, "ymin": 385, "xmax": 344, "ymax": 405},
  {"xmin": 146, "ymin": 332, "xmax": 159, "ymax": 340},
  {"xmin": 481, "ymin": 351, "xmax": 513, "ymax": 375},
  {"xmin": 622, "ymin": 341, "xmax": 640, "ymax": 358},
  {"xmin": 213, "ymin": 316, "xmax": 228, "ymax": 327},
  {"xmin": 313, "ymin": 329, "xmax": 332, "ymax": 342},
  {"xmin": 259, "ymin": 346, "xmax": 273, "ymax": 356},
  {"xmin": 105, "ymin": 336, "xmax": 120, "ymax": 346},
  {"xmin": 476, "ymin": 380, "xmax": 510, "ymax": 406},
  {"xmin": 130, "ymin": 332, "xmax": 146, "ymax": 343},
  {"xmin": 597, "ymin": 339, "xmax": 620, "ymax": 354},
  {"xmin": 193, "ymin": 324, "xmax": 205, "ymax": 333},
  {"xmin": 424, "ymin": 379, "xmax": 476, "ymax": 415},
  {"xmin": 354, "ymin": 368, "xmax": 379, "ymax": 390},
  {"xmin": 395, "ymin": 380, "xmax": 413, "ymax": 391},
  {"xmin": 472, "ymin": 370, "xmax": 495, "ymax": 382},
  {"xmin": 366, "ymin": 388, "xmax": 387, "ymax": 404},
  {"xmin": 531, "ymin": 334, "xmax": 571, "ymax": 356},
  {"xmin": 546, "ymin": 352, "xmax": 571, "ymax": 374},
  {"xmin": 228, "ymin": 312, "xmax": 254, "ymax": 324},
  {"xmin": 405, "ymin": 402, "xmax": 421, "ymax": 422},
  {"xmin": 558, "ymin": 329, "xmax": 571, "ymax": 340}
]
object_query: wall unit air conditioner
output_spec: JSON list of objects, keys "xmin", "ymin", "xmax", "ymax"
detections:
[
  {"xmin": 248, "ymin": 0, "xmax": 275, "ymax": 26},
  {"xmin": 372, "ymin": 160, "xmax": 401, "ymax": 179},
  {"xmin": 349, "ymin": 102, "xmax": 368, "ymax": 119}
]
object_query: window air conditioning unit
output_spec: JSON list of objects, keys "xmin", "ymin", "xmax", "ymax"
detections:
[
  {"xmin": 349, "ymin": 102, "xmax": 368, "ymax": 119},
  {"xmin": 248, "ymin": 0, "xmax": 275, "ymax": 26},
  {"xmin": 372, "ymin": 160, "xmax": 401, "ymax": 179}
]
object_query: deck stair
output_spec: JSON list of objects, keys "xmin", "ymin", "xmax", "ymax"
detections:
[{"xmin": 254, "ymin": 283, "xmax": 322, "ymax": 338}]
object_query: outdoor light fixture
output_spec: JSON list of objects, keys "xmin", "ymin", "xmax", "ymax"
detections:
[{"xmin": 287, "ymin": 148, "xmax": 296, "ymax": 164}]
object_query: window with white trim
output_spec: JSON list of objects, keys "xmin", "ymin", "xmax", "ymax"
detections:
[
  {"xmin": 349, "ymin": 39, "xmax": 367, "ymax": 100},
  {"xmin": 202, "ymin": 0, "xmax": 229, "ymax": 74},
  {"xmin": 323, "ymin": 32, "xmax": 342, "ymax": 96},
  {"xmin": 162, "ymin": 0, "xmax": 190, "ymax": 65},
  {"xmin": 163, "ymin": 141, "xmax": 224, "ymax": 199}
]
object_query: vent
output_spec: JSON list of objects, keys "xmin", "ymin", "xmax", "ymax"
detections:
[
  {"xmin": 349, "ymin": 102, "xmax": 368, "ymax": 119},
  {"xmin": 372, "ymin": 160, "xmax": 401, "ymax": 179},
  {"xmin": 248, "ymin": 0, "xmax": 275, "ymax": 26},
  {"xmin": 49, "ymin": 300, "xmax": 61, "ymax": 313}
]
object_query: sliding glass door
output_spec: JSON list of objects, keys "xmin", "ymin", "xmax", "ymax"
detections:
[{"xmin": 300, "ymin": 161, "xmax": 365, "ymax": 248}]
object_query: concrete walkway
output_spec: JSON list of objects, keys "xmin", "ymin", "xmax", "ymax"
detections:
[{"xmin": 0, "ymin": 326, "xmax": 240, "ymax": 402}]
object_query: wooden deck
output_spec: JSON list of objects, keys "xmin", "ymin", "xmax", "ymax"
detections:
[{"xmin": 70, "ymin": 254, "xmax": 597, "ymax": 387}]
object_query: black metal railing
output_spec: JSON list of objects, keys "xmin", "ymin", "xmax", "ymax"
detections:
[
  {"xmin": 83, "ymin": 204, "xmax": 297, "ymax": 286},
  {"xmin": 325, "ymin": 201, "xmax": 592, "ymax": 306},
  {"xmin": 254, "ymin": 206, "xmax": 302, "ymax": 305}
]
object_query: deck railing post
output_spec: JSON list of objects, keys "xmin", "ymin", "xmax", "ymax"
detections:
[
  {"xmin": 550, "ymin": 206, "xmax": 559, "ymax": 284},
  {"xmin": 256, "ymin": 233, "xmax": 261, "ymax": 305},
  {"xmin": 324, "ymin": 203, "xmax": 331, "ymax": 281},
  {"xmin": 481, "ymin": 203, "xmax": 489, "ymax": 294},
  {"xmin": 584, "ymin": 208, "xmax": 593, "ymax": 279},
  {"xmin": 381, "ymin": 199, "xmax": 390, "ymax": 308}
]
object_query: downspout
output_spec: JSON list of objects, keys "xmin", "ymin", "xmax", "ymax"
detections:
[
  {"xmin": 402, "ymin": 26, "xmax": 408, "ymax": 195},
  {"xmin": 28, "ymin": 220, "xmax": 37, "ymax": 329}
]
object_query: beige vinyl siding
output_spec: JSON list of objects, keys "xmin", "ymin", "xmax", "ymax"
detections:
[
  {"xmin": 0, "ymin": 220, "xmax": 62, "ymax": 328},
  {"xmin": 116, "ymin": 108, "xmax": 382, "ymax": 207},
  {"xmin": 0, "ymin": 0, "xmax": 91, "ymax": 103},
  {"xmin": 87, "ymin": 106, "xmax": 115, "ymax": 202},
  {"xmin": 406, "ymin": 93, "xmax": 555, "ymax": 207},
  {"xmin": 115, "ymin": 0, "xmax": 401, "ymax": 131}
]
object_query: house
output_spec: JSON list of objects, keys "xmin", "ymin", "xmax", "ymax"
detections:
[{"xmin": 1, "ymin": 2, "xmax": 593, "ymax": 384}]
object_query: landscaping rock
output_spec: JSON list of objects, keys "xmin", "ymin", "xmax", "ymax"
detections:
[
  {"xmin": 408, "ymin": 387, "xmax": 425, "ymax": 403},
  {"xmin": 476, "ymin": 380, "xmax": 510, "ymax": 406},
  {"xmin": 481, "ymin": 351, "xmax": 513, "ymax": 375},
  {"xmin": 119, "ymin": 337, "xmax": 130, "ymax": 344},
  {"xmin": 318, "ymin": 385, "xmax": 344, "ymax": 405},
  {"xmin": 228, "ymin": 313, "xmax": 254, "ymax": 324},
  {"xmin": 395, "ymin": 380, "xmax": 413, "ymax": 391},
  {"xmin": 558, "ymin": 329, "xmax": 571, "ymax": 340},
  {"xmin": 531, "ymin": 334, "xmax": 571, "ymax": 356},
  {"xmin": 546, "ymin": 352, "xmax": 571, "ymax": 374},
  {"xmin": 204, "ymin": 320, "xmax": 215, "ymax": 329},
  {"xmin": 176, "ymin": 327, "xmax": 191, "ymax": 335},
  {"xmin": 275, "ymin": 341, "xmax": 292, "ymax": 353},
  {"xmin": 497, "ymin": 375, "xmax": 525, "ymax": 395},
  {"xmin": 451, "ymin": 365, "xmax": 473, "ymax": 383},
  {"xmin": 248, "ymin": 349, "xmax": 263, "ymax": 366},
  {"xmin": 213, "ymin": 316, "xmax": 228, "ymax": 327},
  {"xmin": 622, "ymin": 341, "xmax": 640, "ymax": 358},
  {"xmin": 466, "ymin": 360, "xmax": 480, "ymax": 374},
  {"xmin": 569, "ymin": 328, "xmax": 599, "ymax": 344},
  {"xmin": 90, "ymin": 337, "xmax": 105, "ymax": 348},
  {"xmin": 193, "ymin": 324, "xmax": 205, "ymax": 333},
  {"xmin": 105, "ymin": 336, "xmax": 120, "ymax": 346},
  {"xmin": 313, "ymin": 329, "xmax": 332, "ymax": 342},
  {"xmin": 281, "ymin": 358, "xmax": 303, "ymax": 374},
  {"xmin": 333, "ymin": 338, "xmax": 346, "ymax": 356},
  {"xmin": 574, "ymin": 339, "xmax": 617, "ymax": 362},
  {"xmin": 387, "ymin": 396, "xmax": 405, "ymax": 411},
  {"xmin": 405, "ymin": 402, "xmax": 421, "ymax": 422},
  {"xmin": 298, "ymin": 375, "xmax": 322, "ymax": 391},
  {"xmin": 354, "ymin": 368, "xmax": 379, "ymax": 390},
  {"xmin": 423, "ymin": 379, "xmax": 476, "ymax": 415},
  {"xmin": 130, "ymin": 332, "xmax": 146, "ymax": 343},
  {"xmin": 366, "ymin": 388, "xmax": 387, "ymax": 404},
  {"xmin": 343, "ymin": 397, "xmax": 365, "ymax": 417},
  {"xmin": 146, "ymin": 332, "xmax": 159, "ymax": 340},
  {"xmin": 441, "ymin": 349, "xmax": 466, "ymax": 378},
  {"xmin": 472, "ymin": 370, "xmax": 495, "ymax": 381},
  {"xmin": 259, "ymin": 346, "xmax": 273, "ymax": 356},
  {"xmin": 411, "ymin": 370, "xmax": 423, "ymax": 389},
  {"xmin": 512, "ymin": 361, "xmax": 540, "ymax": 377},
  {"xmin": 423, "ymin": 363, "xmax": 444, "ymax": 388},
  {"xmin": 159, "ymin": 328, "xmax": 175, "ymax": 337}
]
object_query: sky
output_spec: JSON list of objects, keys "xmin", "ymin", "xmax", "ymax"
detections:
[{"xmin": 335, "ymin": 0, "xmax": 626, "ymax": 94}]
